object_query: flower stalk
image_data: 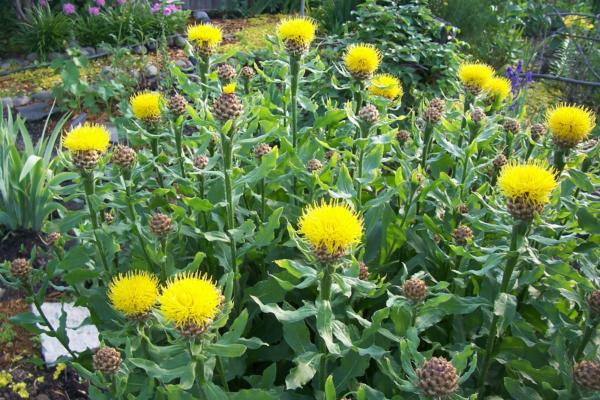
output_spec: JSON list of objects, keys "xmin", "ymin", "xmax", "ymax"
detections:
[
  {"xmin": 477, "ymin": 221, "xmax": 527, "ymax": 398},
  {"xmin": 82, "ymin": 172, "xmax": 110, "ymax": 272},
  {"xmin": 420, "ymin": 123, "xmax": 434, "ymax": 169},
  {"xmin": 289, "ymin": 54, "xmax": 300, "ymax": 200}
]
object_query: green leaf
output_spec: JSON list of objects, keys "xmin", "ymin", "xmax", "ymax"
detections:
[
  {"xmin": 251, "ymin": 296, "xmax": 316, "ymax": 322},
  {"xmin": 205, "ymin": 343, "xmax": 246, "ymax": 357},
  {"xmin": 577, "ymin": 208, "xmax": 600, "ymax": 234},
  {"xmin": 495, "ymin": 293, "xmax": 517, "ymax": 332},
  {"xmin": 285, "ymin": 352, "xmax": 321, "ymax": 390}
]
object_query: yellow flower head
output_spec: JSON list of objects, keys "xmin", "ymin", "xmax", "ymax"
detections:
[
  {"xmin": 159, "ymin": 272, "xmax": 222, "ymax": 328},
  {"xmin": 298, "ymin": 200, "xmax": 363, "ymax": 255},
  {"xmin": 63, "ymin": 123, "xmax": 110, "ymax": 153},
  {"xmin": 458, "ymin": 63, "xmax": 495, "ymax": 90},
  {"xmin": 546, "ymin": 104, "xmax": 596, "ymax": 147},
  {"xmin": 344, "ymin": 44, "xmax": 382, "ymax": 79},
  {"xmin": 368, "ymin": 73, "xmax": 403, "ymax": 100},
  {"xmin": 563, "ymin": 15, "xmax": 595, "ymax": 30},
  {"xmin": 498, "ymin": 160, "xmax": 557, "ymax": 207},
  {"xmin": 277, "ymin": 16, "xmax": 317, "ymax": 46},
  {"xmin": 187, "ymin": 23, "xmax": 223, "ymax": 48},
  {"xmin": 483, "ymin": 76, "xmax": 512, "ymax": 101},
  {"xmin": 130, "ymin": 91, "xmax": 162, "ymax": 121},
  {"xmin": 108, "ymin": 271, "xmax": 159, "ymax": 318},
  {"xmin": 223, "ymin": 82, "xmax": 236, "ymax": 94}
]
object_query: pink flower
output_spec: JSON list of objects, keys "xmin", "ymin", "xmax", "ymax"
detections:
[
  {"xmin": 62, "ymin": 2, "xmax": 76, "ymax": 14},
  {"xmin": 88, "ymin": 6, "xmax": 100, "ymax": 15},
  {"xmin": 95, "ymin": 0, "xmax": 105, "ymax": 6},
  {"xmin": 163, "ymin": 4, "xmax": 179, "ymax": 15},
  {"xmin": 39, "ymin": 0, "xmax": 48, "ymax": 6},
  {"xmin": 150, "ymin": 2, "xmax": 161, "ymax": 13},
  {"xmin": 117, "ymin": 0, "xmax": 127, "ymax": 4}
]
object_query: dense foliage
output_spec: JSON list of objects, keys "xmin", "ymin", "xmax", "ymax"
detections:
[{"xmin": 0, "ymin": 2, "xmax": 599, "ymax": 400}]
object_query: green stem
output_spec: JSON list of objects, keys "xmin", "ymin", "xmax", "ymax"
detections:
[
  {"xmin": 553, "ymin": 148, "xmax": 569, "ymax": 176},
  {"xmin": 199, "ymin": 56, "xmax": 209, "ymax": 101},
  {"xmin": 150, "ymin": 137, "xmax": 164, "ymax": 187},
  {"xmin": 290, "ymin": 55, "xmax": 300, "ymax": 202},
  {"xmin": 220, "ymin": 129, "xmax": 239, "ymax": 305},
  {"xmin": 160, "ymin": 238, "xmax": 167, "ymax": 281},
  {"xmin": 420, "ymin": 123, "xmax": 434, "ymax": 169},
  {"xmin": 82, "ymin": 173, "xmax": 110, "ymax": 272},
  {"xmin": 477, "ymin": 222, "xmax": 525, "ymax": 398},
  {"xmin": 216, "ymin": 356, "xmax": 230, "ymax": 391},
  {"xmin": 26, "ymin": 283, "xmax": 77, "ymax": 358},
  {"xmin": 175, "ymin": 121, "xmax": 185, "ymax": 179},
  {"xmin": 356, "ymin": 123, "xmax": 369, "ymax": 207},
  {"xmin": 575, "ymin": 320, "xmax": 598, "ymax": 360},
  {"xmin": 260, "ymin": 178, "xmax": 266, "ymax": 221},
  {"xmin": 318, "ymin": 263, "xmax": 334, "ymax": 387},
  {"xmin": 243, "ymin": 80, "xmax": 250, "ymax": 96},
  {"xmin": 456, "ymin": 95, "xmax": 472, "ymax": 150},
  {"xmin": 124, "ymin": 181, "xmax": 154, "ymax": 270}
]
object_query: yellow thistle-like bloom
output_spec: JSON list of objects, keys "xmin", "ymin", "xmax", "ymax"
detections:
[
  {"xmin": 563, "ymin": 15, "xmax": 595, "ymax": 30},
  {"xmin": 546, "ymin": 104, "xmax": 596, "ymax": 147},
  {"xmin": 498, "ymin": 160, "xmax": 557, "ymax": 207},
  {"xmin": 458, "ymin": 63, "xmax": 495, "ymax": 91},
  {"xmin": 368, "ymin": 73, "xmax": 403, "ymax": 100},
  {"xmin": 483, "ymin": 76, "xmax": 512, "ymax": 101},
  {"xmin": 277, "ymin": 16, "xmax": 317, "ymax": 47},
  {"xmin": 159, "ymin": 272, "xmax": 222, "ymax": 328},
  {"xmin": 187, "ymin": 23, "xmax": 223, "ymax": 48},
  {"xmin": 63, "ymin": 123, "xmax": 110, "ymax": 152},
  {"xmin": 298, "ymin": 200, "xmax": 363, "ymax": 255},
  {"xmin": 108, "ymin": 271, "xmax": 159, "ymax": 318},
  {"xmin": 223, "ymin": 82, "xmax": 236, "ymax": 94},
  {"xmin": 130, "ymin": 91, "xmax": 162, "ymax": 121},
  {"xmin": 344, "ymin": 44, "xmax": 382, "ymax": 79}
]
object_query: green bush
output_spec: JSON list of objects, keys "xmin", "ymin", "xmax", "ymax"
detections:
[{"xmin": 16, "ymin": 5, "xmax": 72, "ymax": 58}]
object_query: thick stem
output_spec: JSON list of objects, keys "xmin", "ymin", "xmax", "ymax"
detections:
[
  {"xmin": 575, "ymin": 321, "xmax": 598, "ymax": 360},
  {"xmin": 82, "ymin": 173, "xmax": 110, "ymax": 272},
  {"xmin": 220, "ymin": 129, "xmax": 239, "ymax": 304},
  {"xmin": 199, "ymin": 56, "xmax": 209, "ymax": 101},
  {"xmin": 290, "ymin": 55, "xmax": 300, "ymax": 201},
  {"xmin": 125, "ymin": 183, "xmax": 154, "ymax": 271},
  {"xmin": 26, "ymin": 283, "xmax": 77, "ymax": 358},
  {"xmin": 150, "ymin": 137, "xmax": 164, "ymax": 187},
  {"xmin": 260, "ymin": 178, "xmax": 266, "ymax": 221},
  {"xmin": 477, "ymin": 222, "xmax": 525, "ymax": 398},
  {"xmin": 216, "ymin": 356, "xmax": 230, "ymax": 391},
  {"xmin": 318, "ymin": 263, "xmax": 334, "ymax": 387},
  {"xmin": 356, "ymin": 123, "xmax": 369, "ymax": 207},
  {"xmin": 175, "ymin": 121, "xmax": 185, "ymax": 179},
  {"xmin": 553, "ymin": 147, "xmax": 569, "ymax": 176},
  {"xmin": 456, "ymin": 95, "xmax": 473, "ymax": 149},
  {"xmin": 420, "ymin": 123, "xmax": 434, "ymax": 169}
]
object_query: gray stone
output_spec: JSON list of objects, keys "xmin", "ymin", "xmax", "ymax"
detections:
[
  {"xmin": 48, "ymin": 52, "xmax": 63, "ymax": 61},
  {"xmin": 129, "ymin": 69, "xmax": 141, "ymax": 82},
  {"xmin": 174, "ymin": 35, "xmax": 187, "ymax": 49},
  {"xmin": 31, "ymin": 302, "xmax": 100, "ymax": 365},
  {"xmin": 1, "ymin": 97, "xmax": 13, "ymax": 108},
  {"xmin": 175, "ymin": 59, "xmax": 193, "ymax": 73},
  {"xmin": 101, "ymin": 66, "xmax": 115, "ymax": 77},
  {"xmin": 132, "ymin": 45, "xmax": 147, "ymax": 55},
  {"xmin": 70, "ymin": 112, "xmax": 87, "ymax": 129},
  {"xmin": 192, "ymin": 10, "xmax": 210, "ymax": 22},
  {"xmin": 80, "ymin": 46, "xmax": 96, "ymax": 57},
  {"xmin": 26, "ymin": 52, "xmax": 38, "ymax": 62},
  {"xmin": 146, "ymin": 41, "xmax": 157, "ymax": 52},
  {"xmin": 167, "ymin": 36, "xmax": 175, "ymax": 47},
  {"xmin": 144, "ymin": 64, "xmax": 159, "ymax": 77},
  {"xmin": 32, "ymin": 90, "xmax": 53, "ymax": 102},
  {"xmin": 106, "ymin": 123, "xmax": 119, "ymax": 142},
  {"xmin": 16, "ymin": 102, "xmax": 58, "ymax": 122},
  {"xmin": 13, "ymin": 95, "xmax": 31, "ymax": 107}
]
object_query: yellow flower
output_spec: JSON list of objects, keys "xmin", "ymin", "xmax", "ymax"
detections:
[
  {"xmin": 108, "ymin": 271, "xmax": 159, "ymax": 318},
  {"xmin": 498, "ymin": 160, "xmax": 557, "ymax": 207},
  {"xmin": 277, "ymin": 16, "xmax": 317, "ymax": 46},
  {"xmin": 10, "ymin": 382, "xmax": 29, "ymax": 399},
  {"xmin": 0, "ymin": 371, "xmax": 12, "ymax": 388},
  {"xmin": 159, "ymin": 272, "xmax": 222, "ymax": 328},
  {"xmin": 483, "ymin": 76, "xmax": 512, "ymax": 101},
  {"xmin": 223, "ymin": 82, "xmax": 236, "ymax": 94},
  {"xmin": 53, "ymin": 363, "xmax": 66, "ymax": 380},
  {"xmin": 546, "ymin": 104, "xmax": 596, "ymax": 147},
  {"xmin": 368, "ymin": 73, "xmax": 403, "ymax": 100},
  {"xmin": 130, "ymin": 91, "xmax": 162, "ymax": 121},
  {"xmin": 298, "ymin": 200, "xmax": 363, "ymax": 255},
  {"xmin": 344, "ymin": 44, "xmax": 382, "ymax": 79},
  {"xmin": 63, "ymin": 123, "xmax": 110, "ymax": 153},
  {"xmin": 187, "ymin": 23, "xmax": 223, "ymax": 48},
  {"xmin": 563, "ymin": 15, "xmax": 594, "ymax": 30},
  {"xmin": 458, "ymin": 63, "xmax": 495, "ymax": 91}
]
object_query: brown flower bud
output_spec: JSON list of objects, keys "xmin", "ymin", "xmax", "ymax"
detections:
[
  {"xmin": 503, "ymin": 118, "xmax": 520, "ymax": 134},
  {"xmin": 588, "ymin": 290, "xmax": 600, "ymax": 315},
  {"xmin": 530, "ymin": 123, "xmax": 546, "ymax": 141},
  {"xmin": 168, "ymin": 93, "xmax": 188, "ymax": 116},
  {"xmin": 358, "ymin": 262, "xmax": 369, "ymax": 280},
  {"xmin": 253, "ymin": 143, "xmax": 272, "ymax": 160},
  {"xmin": 240, "ymin": 65, "xmax": 255, "ymax": 80},
  {"xmin": 46, "ymin": 232, "xmax": 62, "ymax": 247},
  {"xmin": 112, "ymin": 145, "xmax": 136, "ymax": 169},
  {"xmin": 470, "ymin": 107, "xmax": 486, "ymax": 124},
  {"xmin": 93, "ymin": 347, "xmax": 121, "ymax": 374},
  {"xmin": 11, "ymin": 258, "xmax": 31, "ymax": 279},
  {"xmin": 194, "ymin": 155, "xmax": 209, "ymax": 169},
  {"xmin": 150, "ymin": 212, "xmax": 172, "ymax": 237},
  {"xmin": 306, "ymin": 159, "xmax": 322, "ymax": 173},
  {"xmin": 493, "ymin": 154, "xmax": 507, "ymax": 170},
  {"xmin": 402, "ymin": 278, "xmax": 427, "ymax": 302},
  {"xmin": 396, "ymin": 129, "xmax": 410, "ymax": 144},
  {"xmin": 452, "ymin": 224, "xmax": 473, "ymax": 245},
  {"xmin": 217, "ymin": 63, "xmax": 236, "ymax": 83},
  {"xmin": 358, "ymin": 104, "xmax": 379, "ymax": 125},
  {"xmin": 417, "ymin": 357, "xmax": 459, "ymax": 397},
  {"xmin": 574, "ymin": 360, "xmax": 600, "ymax": 391}
]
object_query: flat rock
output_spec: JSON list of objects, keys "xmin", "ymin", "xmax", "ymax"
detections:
[
  {"xmin": 70, "ymin": 112, "xmax": 87, "ymax": 128},
  {"xmin": 175, "ymin": 59, "xmax": 193, "ymax": 71},
  {"xmin": 132, "ymin": 45, "xmax": 147, "ymax": 55},
  {"xmin": 80, "ymin": 46, "xmax": 96, "ymax": 56},
  {"xmin": 144, "ymin": 64, "xmax": 159, "ymax": 77},
  {"xmin": 106, "ymin": 123, "xmax": 119, "ymax": 142},
  {"xmin": 192, "ymin": 10, "xmax": 210, "ymax": 22},
  {"xmin": 31, "ymin": 302, "xmax": 100, "ymax": 365},
  {"xmin": 16, "ymin": 102, "xmax": 58, "ymax": 121},
  {"xmin": 13, "ymin": 95, "xmax": 31, "ymax": 107},
  {"xmin": 174, "ymin": 35, "xmax": 187, "ymax": 49},
  {"xmin": 32, "ymin": 90, "xmax": 53, "ymax": 102},
  {"xmin": 26, "ymin": 52, "xmax": 38, "ymax": 62}
]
